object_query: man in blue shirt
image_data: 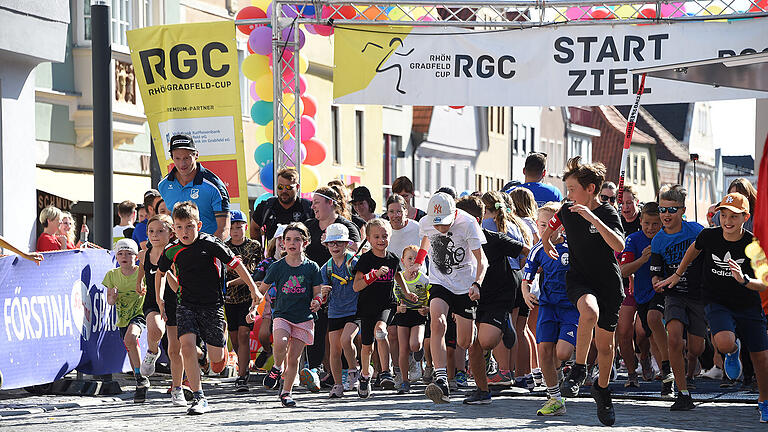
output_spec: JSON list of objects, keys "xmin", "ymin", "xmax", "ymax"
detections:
[
  {"xmin": 158, "ymin": 134, "xmax": 231, "ymax": 239},
  {"xmin": 513, "ymin": 153, "xmax": 564, "ymax": 207}
]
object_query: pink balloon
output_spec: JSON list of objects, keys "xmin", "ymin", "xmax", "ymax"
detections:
[
  {"xmin": 565, "ymin": 6, "xmax": 591, "ymax": 20},
  {"xmin": 248, "ymin": 26, "xmax": 273, "ymax": 56},
  {"xmin": 288, "ymin": 115, "xmax": 316, "ymax": 142},
  {"xmin": 417, "ymin": 15, "xmax": 435, "ymax": 21},
  {"xmin": 282, "ymin": 75, "xmax": 307, "ymax": 95},
  {"xmin": 250, "ymin": 81, "xmax": 261, "ymax": 101},
  {"xmin": 301, "ymin": 192, "xmax": 313, "ymax": 200},
  {"xmin": 314, "ymin": 25, "xmax": 334, "ymax": 36},
  {"xmin": 660, "ymin": 2, "xmax": 685, "ymax": 17}
]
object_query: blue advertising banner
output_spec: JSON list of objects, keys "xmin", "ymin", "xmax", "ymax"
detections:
[{"xmin": 0, "ymin": 249, "xmax": 147, "ymax": 389}]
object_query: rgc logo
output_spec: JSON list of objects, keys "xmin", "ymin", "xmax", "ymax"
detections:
[{"xmin": 139, "ymin": 42, "xmax": 230, "ymax": 84}]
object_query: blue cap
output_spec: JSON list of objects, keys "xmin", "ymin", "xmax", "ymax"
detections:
[{"xmin": 230, "ymin": 210, "xmax": 247, "ymax": 223}]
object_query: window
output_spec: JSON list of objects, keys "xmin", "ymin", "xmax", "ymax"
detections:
[
  {"xmin": 489, "ymin": 107, "xmax": 495, "ymax": 133},
  {"xmin": 475, "ymin": 174, "xmax": 482, "ymax": 192},
  {"xmin": 424, "ymin": 160, "xmax": 432, "ymax": 192},
  {"xmin": 465, "ymin": 167, "xmax": 470, "ymax": 190},
  {"xmin": 383, "ymin": 134, "xmax": 401, "ymax": 190},
  {"xmin": 529, "ymin": 127, "xmax": 535, "ymax": 153},
  {"xmin": 435, "ymin": 162, "xmax": 442, "ymax": 188},
  {"xmin": 521, "ymin": 125, "xmax": 527, "ymax": 153},
  {"xmin": 83, "ymin": 0, "xmax": 92, "ymax": 41},
  {"xmin": 497, "ymin": 178, "xmax": 504, "ymax": 190},
  {"xmin": 640, "ymin": 155, "xmax": 647, "ymax": 184},
  {"xmin": 485, "ymin": 176, "xmax": 494, "ymax": 192},
  {"xmin": 450, "ymin": 165, "xmax": 456, "ymax": 188},
  {"xmin": 331, "ymin": 106, "xmax": 340, "ymax": 164},
  {"xmin": 513, "ymin": 124, "xmax": 519, "ymax": 154},
  {"xmin": 111, "ymin": 0, "xmax": 132, "ymax": 46},
  {"xmin": 556, "ymin": 140, "xmax": 563, "ymax": 173},
  {"xmin": 632, "ymin": 154, "xmax": 638, "ymax": 183},
  {"xmin": 626, "ymin": 155, "xmax": 631, "ymax": 177},
  {"xmin": 413, "ymin": 158, "xmax": 420, "ymax": 193},
  {"xmin": 142, "ymin": 0, "xmax": 152, "ymax": 27},
  {"xmin": 355, "ymin": 111, "xmax": 364, "ymax": 166}
]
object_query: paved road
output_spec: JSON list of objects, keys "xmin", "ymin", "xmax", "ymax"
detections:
[{"xmin": 0, "ymin": 375, "xmax": 764, "ymax": 431}]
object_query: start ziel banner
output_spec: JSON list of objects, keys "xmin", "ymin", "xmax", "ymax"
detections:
[{"xmin": 333, "ymin": 19, "xmax": 768, "ymax": 106}]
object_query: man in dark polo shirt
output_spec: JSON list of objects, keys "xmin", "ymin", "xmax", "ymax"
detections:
[{"xmin": 250, "ymin": 167, "xmax": 314, "ymax": 242}]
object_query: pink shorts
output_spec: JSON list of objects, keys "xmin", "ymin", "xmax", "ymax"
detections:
[{"xmin": 272, "ymin": 317, "xmax": 314, "ymax": 345}]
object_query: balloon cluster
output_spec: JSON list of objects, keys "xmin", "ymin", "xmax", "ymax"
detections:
[
  {"xmin": 561, "ymin": 2, "xmax": 764, "ymax": 21},
  {"xmin": 237, "ymin": 2, "xmax": 328, "ymax": 208}
]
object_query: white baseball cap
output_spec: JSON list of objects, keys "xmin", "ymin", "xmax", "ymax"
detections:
[
  {"xmin": 323, "ymin": 223, "xmax": 351, "ymax": 244},
  {"xmin": 427, "ymin": 192, "xmax": 456, "ymax": 226},
  {"xmin": 272, "ymin": 224, "xmax": 287, "ymax": 240},
  {"xmin": 114, "ymin": 238, "xmax": 139, "ymax": 255}
]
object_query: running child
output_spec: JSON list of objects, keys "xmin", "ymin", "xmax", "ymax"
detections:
[
  {"xmin": 650, "ymin": 185, "xmax": 706, "ymax": 411},
  {"xmin": 156, "ymin": 202, "xmax": 262, "ymax": 415},
  {"xmin": 541, "ymin": 156, "xmax": 625, "ymax": 426},
  {"xmin": 260, "ymin": 222, "xmax": 323, "ymax": 407},
  {"xmin": 523, "ymin": 202, "xmax": 576, "ymax": 416},
  {"xmin": 104, "ymin": 239, "xmax": 147, "ymax": 403},
  {"xmin": 352, "ymin": 218, "xmax": 407, "ymax": 397},
  {"xmin": 320, "ymin": 223, "xmax": 361, "ymax": 399},
  {"xmin": 657, "ymin": 192, "xmax": 768, "ymax": 419},
  {"xmin": 252, "ymin": 224, "xmax": 286, "ymax": 370}
]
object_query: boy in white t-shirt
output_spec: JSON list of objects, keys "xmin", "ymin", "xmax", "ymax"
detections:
[{"xmin": 113, "ymin": 200, "xmax": 136, "ymax": 244}]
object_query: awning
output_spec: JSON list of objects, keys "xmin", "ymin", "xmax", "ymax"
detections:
[
  {"xmin": 632, "ymin": 52, "xmax": 768, "ymax": 93},
  {"xmin": 36, "ymin": 168, "xmax": 151, "ymax": 204}
]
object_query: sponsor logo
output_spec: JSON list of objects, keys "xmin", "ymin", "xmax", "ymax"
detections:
[
  {"xmin": 711, "ymin": 251, "xmax": 744, "ymax": 278},
  {"xmin": 433, "ymin": 204, "xmax": 442, "ymax": 214},
  {"xmin": 566, "ymin": 330, "xmax": 574, "ymax": 337},
  {"xmin": 293, "ymin": 211, "xmax": 302, "ymax": 221},
  {"xmin": 725, "ymin": 195, "xmax": 734, "ymax": 203},
  {"xmin": 560, "ymin": 252, "xmax": 570, "ymax": 266}
]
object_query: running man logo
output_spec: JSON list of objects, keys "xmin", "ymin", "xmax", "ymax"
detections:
[{"xmin": 361, "ymin": 38, "xmax": 414, "ymax": 94}]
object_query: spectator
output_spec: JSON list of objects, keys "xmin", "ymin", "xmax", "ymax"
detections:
[
  {"xmin": 133, "ymin": 190, "xmax": 162, "ymax": 249},
  {"xmin": 113, "ymin": 200, "xmax": 136, "ymax": 244},
  {"xmin": 389, "ymin": 176, "xmax": 426, "ymax": 222},
  {"xmin": 158, "ymin": 134, "xmax": 231, "ymax": 239},
  {"xmin": 712, "ymin": 178, "xmax": 756, "ymax": 232},
  {"xmin": 0, "ymin": 235, "xmax": 43, "ymax": 264},
  {"xmin": 351, "ymin": 186, "xmax": 377, "ymax": 222},
  {"xmin": 385, "ymin": 194, "xmax": 422, "ymax": 268},
  {"xmin": 59, "ymin": 211, "xmax": 86, "ymax": 249},
  {"xmin": 328, "ymin": 180, "xmax": 365, "ymax": 231},
  {"xmin": 155, "ymin": 199, "xmax": 171, "ymax": 216},
  {"xmin": 516, "ymin": 153, "xmax": 564, "ymax": 207},
  {"xmin": 250, "ymin": 167, "xmax": 313, "ymax": 243},
  {"xmin": 599, "ymin": 181, "xmax": 618, "ymax": 208},
  {"xmin": 136, "ymin": 204, "xmax": 147, "ymax": 223},
  {"xmin": 37, "ymin": 206, "xmax": 67, "ymax": 252}
]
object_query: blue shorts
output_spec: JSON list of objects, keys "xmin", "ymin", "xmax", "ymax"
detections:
[
  {"xmin": 536, "ymin": 303, "xmax": 579, "ymax": 346},
  {"xmin": 705, "ymin": 303, "xmax": 768, "ymax": 353}
]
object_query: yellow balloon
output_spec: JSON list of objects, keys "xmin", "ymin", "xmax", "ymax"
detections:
[
  {"xmin": 265, "ymin": 121, "xmax": 274, "ymax": 143},
  {"xmin": 281, "ymin": 93, "xmax": 305, "ymax": 128},
  {"xmin": 614, "ymin": 5, "xmax": 637, "ymax": 19},
  {"xmin": 388, "ymin": 7, "xmax": 408, "ymax": 20},
  {"xmin": 254, "ymin": 125, "xmax": 269, "ymax": 143},
  {"xmin": 254, "ymin": 74, "xmax": 274, "ymax": 102},
  {"xmin": 412, "ymin": 6, "xmax": 433, "ymax": 18},
  {"xmin": 553, "ymin": 7, "xmax": 568, "ymax": 22},
  {"xmin": 705, "ymin": 5, "xmax": 726, "ymax": 21},
  {"xmin": 242, "ymin": 54, "xmax": 270, "ymax": 81},
  {"xmin": 298, "ymin": 53, "xmax": 309, "ymax": 74},
  {"xmin": 251, "ymin": 0, "xmax": 271, "ymax": 12},
  {"xmin": 301, "ymin": 164, "xmax": 319, "ymax": 191}
]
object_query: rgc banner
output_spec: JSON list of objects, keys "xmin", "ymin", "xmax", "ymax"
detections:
[
  {"xmin": 128, "ymin": 22, "xmax": 249, "ymax": 211},
  {"xmin": 333, "ymin": 19, "xmax": 768, "ymax": 106},
  {"xmin": 0, "ymin": 250, "xmax": 146, "ymax": 389}
]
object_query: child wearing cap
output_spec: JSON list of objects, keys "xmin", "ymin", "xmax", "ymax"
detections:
[
  {"xmin": 320, "ymin": 223, "xmax": 361, "ymax": 398},
  {"xmin": 225, "ymin": 209, "xmax": 263, "ymax": 392},
  {"xmin": 657, "ymin": 192, "xmax": 768, "ymax": 421},
  {"xmin": 104, "ymin": 238, "xmax": 147, "ymax": 403}
]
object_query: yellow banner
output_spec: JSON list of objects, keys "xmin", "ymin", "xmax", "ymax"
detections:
[{"xmin": 128, "ymin": 21, "xmax": 248, "ymax": 211}]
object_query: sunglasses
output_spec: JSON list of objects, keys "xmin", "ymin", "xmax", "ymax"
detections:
[
  {"xmin": 600, "ymin": 194, "xmax": 616, "ymax": 203},
  {"xmin": 658, "ymin": 206, "xmax": 682, "ymax": 214},
  {"xmin": 277, "ymin": 184, "xmax": 297, "ymax": 191}
]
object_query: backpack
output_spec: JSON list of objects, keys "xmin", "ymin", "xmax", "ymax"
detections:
[{"xmin": 325, "ymin": 251, "xmax": 357, "ymax": 286}]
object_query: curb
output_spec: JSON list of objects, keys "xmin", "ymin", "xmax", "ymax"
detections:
[{"xmin": 0, "ymin": 396, "xmax": 125, "ymax": 418}]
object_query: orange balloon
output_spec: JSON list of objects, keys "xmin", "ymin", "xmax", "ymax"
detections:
[
  {"xmin": 301, "ymin": 94, "xmax": 318, "ymax": 118},
  {"xmin": 303, "ymin": 138, "xmax": 327, "ymax": 166},
  {"xmin": 361, "ymin": 6, "xmax": 388, "ymax": 20}
]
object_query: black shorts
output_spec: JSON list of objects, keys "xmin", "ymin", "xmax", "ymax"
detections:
[
  {"xmin": 359, "ymin": 308, "xmax": 392, "ymax": 346},
  {"xmin": 477, "ymin": 308, "xmax": 509, "ymax": 331},
  {"xmin": 328, "ymin": 315, "xmax": 360, "ymax": 333},
  {"xmin": 143, "ymin": 289, "xmax": 178, "ymax": 327},
  {"xmin": 394, "ymin": 309, "xmax": 428, "ymax": 328},
  {"xmin": 664, "ymin": 295, "xmax": 707, "ymax": 338},
  {"xmin": 429, "ymin": 284, "xmax": 477, "ymax": 320},
  {"xmin": 225, "ymin": 301, "xmax": 254, "ymax": 330},
  {"xmin": 119, "ymin": 315, "xmax": 146, "ymax": 339},
  {"xmin": 637, "ymin": 293, "xmax": 665, "ymax": 337},
  {"xmin": 177, "ymin": 304, "xmax": 227, "ymax": 348},
  {"xmin": 566, "ymin": 273, "xmax": 623, "ymax": 332}
]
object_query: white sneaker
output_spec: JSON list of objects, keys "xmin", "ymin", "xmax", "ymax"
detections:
[
  {"xmin": 394, "ymin": 368, "xmax": 403, "ymax": 388},
  {"xmin": 701, "ymin": 366, "xmax": 724, "ymax": 380},
  {"xmin": 346, "ymin": 369, "xmax": 359, "ymax": 391},
  {"xmin": 171, "ymin": 387, "xmax": 188, "ymax": 406},
  {"xmin": 140, "ymin": 350, "xmax": 159, "ymax": 377},
  {"xmin": 409, "ymin": 357, "xmax": 423, "ymax": 382}
]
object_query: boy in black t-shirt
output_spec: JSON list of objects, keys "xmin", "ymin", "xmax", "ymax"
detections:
[
  {"xmin": 657, "ymin": 193, "xmax": 768, "ymax": 421},
  {"xmin": 541, "ymin": 156, "xmax": 625, "ymax": 426},
  {"xmin": 156, "ymin": 202, "xmax": 262, "ymax": 415}
]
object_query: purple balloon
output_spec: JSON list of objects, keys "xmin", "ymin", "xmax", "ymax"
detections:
[
  {"xmin": 282, "ymin": 139, "xmax": 307, "ymax": 167},
  {"xmin": 248, "ymin": 26, "xmax": 273, "ymax": 56},
  {"xmin": 267, "ymin": 3, "xmax": 299, "ymax": 18},
  {"xmin": 281, "ymin": 27, "xmax": 306, "ymax": 51},
  {"xmin": 249, "ymin": 81, "xmax": 261, "ymax": 102}
]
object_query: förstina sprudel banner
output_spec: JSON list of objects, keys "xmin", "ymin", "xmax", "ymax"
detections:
[
  {"xmin": 128, "ymin": 22, "xmax": 248, "ymax": 211},
  {"xmin": 333, "ymin": 19, "xmax": 768, "ymax": 106}
]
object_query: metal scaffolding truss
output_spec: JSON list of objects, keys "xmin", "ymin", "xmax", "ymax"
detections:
[{"xmin": 235, "ymin": 0, "xmax": 767, "ymax": 185}]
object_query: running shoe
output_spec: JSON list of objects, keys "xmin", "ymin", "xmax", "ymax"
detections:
[
  {"xmin": 724, "ymin": 340, "xmax": 743, "ymax": 380},
  {"xmin": 134, "ymin": 377, "xmax": 150, "ymax": 404},
  {"xmin": 463, "ymin": 388, "xmax": 491, "ymax": 405},
  {"xmin": 423, "ymin": 366, "xmax": 435, "ymax": 384},
  {"xmin": 485, "ymin": 351, "xmax": 498, "ymax": 376},
  {"xmin": 253, "ymin": 349, "xmax": 271, "ymax": 370},
  {"xmin": 449, "ymin": 379, "xmax": 458, "ymax": 392},
  {"xmin": 140, "ymin": 350, "xmax": 159, "ymax": 377},
  {"xmin": 171, "ymin": 386, "xmax": 188, "ymax": 406},
  {"xmin": 329, "ymin": 384, "xmax": 344, "ymax": 399},
  {"xmin": 525, "ymin": 374, "xmax": 535, "ymax": 391},
  {"xmin": 590, "ymin": 383, "xmax": 616, "ymax": 426},
  {"xmin": 280, "ymin": 393, "xmax": 296, "ymax": 407},
  {"xmin": 686, "ymin": 376, "xmax": 697, "ymax": 390},
  {"xmin": 537, "ymin": 397, "xmax": 566, "ymax": 416},
  {"xmin": 759, "ymin": 400, "xmax": 768, "ymax": 423},
  {"xmin": 425, "ymin": 377, "xmax": 450, "ymax": 404},
  {"xmin": 320, "ymin": 371, "xmax": 334, "ymax": 389},
  {"xmin": 263, "ymin": 366, "xmax": 282, "ymax": 390},
  {"xmin": 624, "ymin": 373, "xmax": 640, "ymax": 388},
  {"xmin": 394, "ymin": 367, "xmax": 403, "ymax": 388},
  {"xmin": 487, "ymin": 370, "xmax": 512, "ymax": 386},
  {"xmin": 661, "ymin": 381, "xmax": 674, "ymax": 399},
  {"xmin": 358, "ymin": 375, "xmax": 372, "ymax": 398},
  {"xmin": 341, "ymin": 369, "xmax": 349, "ymax": 391},
  {"xmin": 347, "ymin": 369, "xmax": 359, "ymax": 391},
  {"xmin": 380, "ymin": 371, "xmax": 396, "ymax": 390},
  {"xmin": 235, "ymin": 375, "xmax": 249, "ymax": 393},
  {"xmin": 398, "ymin": 381, "xmax": 411, "ymax": 394},
  {"xmin": 700, "ymin": 366, "xmax": 723, "ymax": 380},
  {"xmin": 409, "ymin": 356, "xmax": 423, "ymax": 382},
  {"xmin": 532, "ymin": 368, "xmax": 543, "ymax": 387},
  {"xmin": 641, "ymin": 356, "xmax": 655, "ymax": 381},
  {"xmin": 187, "ymin": 394, "xmax": 209, "ymax": 415},
  {"xmin": 720, "ymin": 376, "xmax": 735, "ymax": 388},
  {"xmin": 455, "ymin": 370, "xmax": 469, "ymax": 388},
  {"xmin": 662, "ymin": 370, "xmax": 675, "ymax": 383},
  {"xmin": 561, "ymin": 365, "xmax": 587, "ymax": 398},
  {"xmin": 300, "ymin": 367, "xmax": 321, "ymax": 393},
  {"xmin": 670, "ymin": 392, "xmax": 695, "ymax": 411}
]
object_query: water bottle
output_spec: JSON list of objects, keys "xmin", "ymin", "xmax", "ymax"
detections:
[{"xmin": 79, "ymin": 215, "xmax": 88, "ymax": 246}]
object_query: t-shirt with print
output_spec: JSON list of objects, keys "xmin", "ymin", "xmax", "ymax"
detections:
[
  {"xmin": 420, "ymin": 209, "xmax": 487, "ymax": 295},
  {"xmin": 524, "ymin": 240, "xmax": 570, "ymax": 307},
  {"xmin": 396, "ymin": 271, "xmax": 430, "ymax": 309},
  {"xmin": 621, "ymin": 231, "xmax": 655, "ymax": 304},
  {"xmin": 263, "ymin": 257, "xmax": 323, "ymax": 323},
  {"xmin": 103, "ymin": 267, "xmax": 144, "ymax": 327},
  {"xmin": 352, "ymin": 250, "xmax": 401, "ymax": 316},
  {"xmin": 553, "ymin": 202, "xmax": 623, "ymax": 292},
  {"xmin": 225, "ymin": 237, "xmax": 262, "ymax": 304},
  {"xmin": 650, "ymin": 221, "xmax": 705, "ymax": 299},
  {"xmin": 479, "ymin": 229, "xmax": 525, "ymax": 309},
  {"xmin": 321, "ymin": 252, "xmax": 359, "ymax": 319},
  {"xmin": 157, "ymin": 232, "xmax": 239, "ymax": 308},
  {"xmin": 694, "ymin": 227, "xmax": 759, "ymax": 310},
  {"xmin": 251, "ymin": 197, "xmax": 314, "ymax": 241}
]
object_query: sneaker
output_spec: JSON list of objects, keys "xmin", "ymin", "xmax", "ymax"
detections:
[
  {"xmin": 590, "ymin": 383, "xmax": 616, "ymax": 426},
  {"xmin": 485, "ymin": 351, "xmax": 498, "ymax": 376},
  {"xmin": 532, "ymin": 368, "xmax": 543, "ymax": 387},
  {"xmin": 426, "ymin": 378, "xmax": 450, "ymax": 404},
  {"xmin": 487, "ymin": 370, "xmax": 512, "ymax": 386},
  {"xmin": 134, "ymin": 377, "xmax": 149, "ymax": 403},
  {"xmin": 187, "ymin": 394, "xmax": 209, "ymax": 415},
  {"xmin": 320, "ymin": 372, "xmax": 334, "ymax": 389},
  {"xmin": 140, "ymin": 350, "xmax": 159, "ymax": 377},
  {"xmin": 561, "ymin": 365, "xmax": 587, "ymax": 398},
  {"xmin": 329, "ymin": 384, "xmax": 344, "ymax": 399},
  {"xmin": 253, "ymin": 349, "xmax": 271, "ymax": 370},
  {"xmin": 409, "ymin": 356, "xmax": 423, "ymax": 382},
  {"xmin": 624, "ymin": 373, "xmax": 640, "ymax": 388},
  {"xmin": 640, "ymin": 356, "xmax": 655, "ymax": 381},
  {"xmin": 662, "ymin": 380, "xmax": 674, "ymax": 398},
  {"xmin": 662, "ymin": 371, "xmax": 675, "ymax": 383},
  {"xmin": 394, "ymin": 367, "xmax": 403, "ymax": 388},
  {"xmin": 700, "ymin": 366, "xmax": 723, "ymax": 380},
  {"xmin": 686, "ymin": 376, "xmax": 697, "ymax": 390},
  {"xmin": 720, "ymin": 376, "xmax": 735, "ymax": 388},
  {"xmin": 263, "ymin": 367, "xmax": 282, "ymax": 390},
  {"xmin": 463, "ymin": 388, "xmax": 492, "ymax": 405},
  {"xmin": 341, "ymin": 369, "xmax": 349, "ymax": 391},
  {"xmin": 537, "ymin": 397, "xmax": 566, "ymax": 416},
  {"xmin": 525, "ymin": 374, "xmax": 535, "ymax": 391},
  {"xmin": 171, "ymin": 386, "xmax": 188, "ymax": 406},
  {"xmin": 398, "ymin": 381, "xmax": 411, "ymax": 394},
  {"xmin": 235, "ymin": 375, "xmax": 249, "ymax": 393},
  {"xmin": 300, "ymin": 368, "xmax": 321, "ymax": 393},
  {"xmin": 449, "ymin": 379, "xmax": 458, "ymax": 392},
  {"xmin": 423, "ymin": 366, "xmax": 435, "ymax": 384},
  {"xmin": 724, "ymin": 340, "xmax": 743, "ymax": 380},
  {"xmin": 347, "ymin": 369, "xmax": 359, "ymax": 391},
  {"xmin": 758, "ymin": 400, "xmax": 768, "ymax": 423},
  {"xmin": 670, "ymin": 392, "xmax": 695, "ymax": 411},
  {"xmin": 358, "ymin": 375, "xmax": 372, "ymax": 398},
  {"xmin": 380, "ymin": 371, "xmax": 396, "ymax": 390},
  {"xmin": 280, "ymin": 393, "xmax": 296, "ymax": 407},
  {"xmin": 373, "ymin": 373, "xmax": 382, "ymax": 389},
  {"xmin": 455, "ymin": 370, "xmax": 469, "ymax": 388}
]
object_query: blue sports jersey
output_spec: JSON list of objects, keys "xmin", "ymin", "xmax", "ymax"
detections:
[
  {"xmin": 650, "ymin": 221, "xmax": 704, "ymax": 297},
  {"xmin": 621, "ymin": 231, "xmax": 654, "ymax": 304},
  {"xmin": 523, "ymin": 240, "xmax": 570, "ymax": 306},
  {"xmin": 514, "ymin": 182, "xmax": 564, "ymax": 208},
  {"xmin": 159, "ymin": 163, "xmax": 230, "ymax": 235},
  {"xmin": 132, "ymin": 219, "xmax": 148, "ymax": 245}
]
